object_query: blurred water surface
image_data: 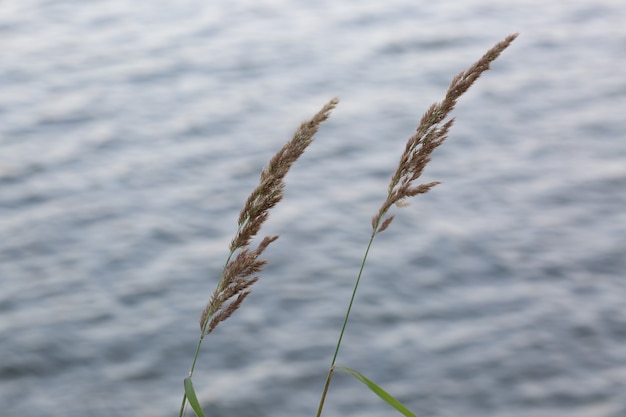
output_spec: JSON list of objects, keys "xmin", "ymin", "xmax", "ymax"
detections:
[{"xmin": 1, "ymin": 1, "xmax": 625, "ymax": 417}]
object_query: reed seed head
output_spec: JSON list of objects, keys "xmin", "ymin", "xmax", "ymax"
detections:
[
  {"xmin": 200, "ymin": 98, "xmax": 339, "ymax": 335},
  {"xmin": 372, "ymin": 34, "xmax": 518, "ymax": 234}
]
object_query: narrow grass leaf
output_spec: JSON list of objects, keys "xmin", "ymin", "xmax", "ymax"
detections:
[
  {"xmin": 184, "ymin": 377, "xmax": 207, "ymax": 417},
  {"xmin": 335, "ymin": 366, "xmax": 418, "ymax": 417}
]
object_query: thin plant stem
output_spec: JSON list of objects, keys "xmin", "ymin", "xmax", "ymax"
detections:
[{"xmin": 315, "ymin": 216, "xmax": 384, "ymax": 417}]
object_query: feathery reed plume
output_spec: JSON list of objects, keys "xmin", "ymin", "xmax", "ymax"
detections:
[
  {"xmin": 181, "ymin": 98, "xmax": 338, "ymax": 417},
  {"xmin": 315, "ymin": 34, "xmax": 518, "ymax": 417},
  {"xmin": 199, "ymin": 97, "xmax": 339, "ymax": 336},
  {"xmin": 372, "ymin": 33, "xmax": 518, "ymax": 234}
]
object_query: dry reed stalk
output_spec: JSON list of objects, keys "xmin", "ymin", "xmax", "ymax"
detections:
[
  {"xmin": 372, "ymin": 33, "xmax": 519, "ymax": 234},
  {"xmin": 199, "ymin": 97, "xmax": 339, "ymax": 336}
]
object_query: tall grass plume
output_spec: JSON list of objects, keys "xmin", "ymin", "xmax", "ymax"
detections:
[
  {"xmin": 180, "ymin": 98, "xmax": 338, "ymax": 417},
  {"xmin": 315, "ymin": 33, "xmax": 518, "ymax": 417},
  {"xmin": 199, "ymin": 97, "xmax": 339, "ymax": 336}
]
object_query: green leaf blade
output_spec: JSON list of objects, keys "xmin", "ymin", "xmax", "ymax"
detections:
[
  {"xmin": 184, "ymin": 377, "xmax": 207, "ymax": 417},
  {"xmin": 335, "ymin": 365, "xmax": 418, "ymax": 417}
]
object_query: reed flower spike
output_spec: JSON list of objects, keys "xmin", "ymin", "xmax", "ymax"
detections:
[
  {"xmin": 315, "ymin": 34, "xmax": 518, "ymax": 417},
  {"xmin": 372, "ymin": 33, "xmax": 519, "ymax": 234},
  {"xmin": 181, "ymin": 97, "xmax": 338, "ymax": 417},
  {"xmin": 200, "ymin": 97, "xmax": 339, "ymax": 336}
]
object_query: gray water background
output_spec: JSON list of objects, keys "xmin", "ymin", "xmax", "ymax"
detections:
[{"xmin": 1, "ymin": 1, "xmax": 625, "ymax": 417}]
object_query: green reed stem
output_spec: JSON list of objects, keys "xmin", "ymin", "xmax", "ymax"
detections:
[
  {"xmin": 178, "ymin": 334, "xmax": 204, "ymax": 417},
  {"xmin": 315, "ymin": 216, "xmax": 382, "ymax": 417}
]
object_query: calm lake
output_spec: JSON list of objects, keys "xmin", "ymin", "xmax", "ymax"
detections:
[{"xmin": 1, "ymin": 1, "xmax": 625, "ymax": 417}]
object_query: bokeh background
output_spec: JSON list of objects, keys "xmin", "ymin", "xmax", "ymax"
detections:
[{"xmin": 1, "ymin": 1, "xmax": 625, "ymax": 417}]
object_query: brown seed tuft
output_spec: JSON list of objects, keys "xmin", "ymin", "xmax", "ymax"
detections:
[
  {"xmin": 200, "ymin": 99, "xmax": 339, "ymax": 335},
  {"xmin": 373, "ymin": 34, "xmax": 518, "ymax": 235}
]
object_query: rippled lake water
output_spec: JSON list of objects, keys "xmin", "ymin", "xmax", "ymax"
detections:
[{"xmin": 1, "ymin": 1, "xmax": 625, "ymax": 417}]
